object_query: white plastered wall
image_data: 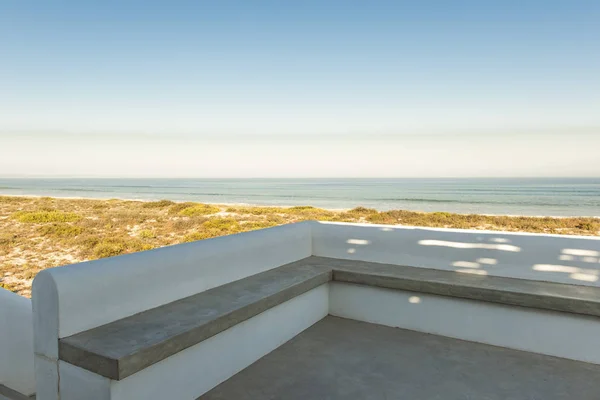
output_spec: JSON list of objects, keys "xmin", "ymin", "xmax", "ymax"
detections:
[
  {"xmin": 319, "ymin": 222, "xmax": 600, "ymax": 364},
  {"xmin": 0, "ymin": 288, "xmax": 35, "ymax": 396},
  {"xmin": 32, "ymin": 222, "xmax": 313, "ymax": 400},
  {"xmin": 313, "ymin": 222, "xmax": 600, "ymax": 286},
  {"xmin": 57, "ymin": 285, "xmax": 329, "ymax": 400},
  {"xmin": 329, "ymin": 282, "xmax": 600, "ymax": 364},
  {"xmin": 29, "ymin": 221, "xmax": 600, "ymax": 399}
]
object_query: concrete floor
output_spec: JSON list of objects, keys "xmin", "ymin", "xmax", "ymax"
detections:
[
  {"xmin": 0, "ymin": 384, "xmax": 34, "ymax": 400},
  {"xmin": 201, "ymin": 316, "xmax": 600, "ymax": 400}
]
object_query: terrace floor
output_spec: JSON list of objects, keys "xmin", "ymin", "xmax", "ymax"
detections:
[{"xmin": 200, "ymin": 316, "xmax": 600, "ymax": 400}]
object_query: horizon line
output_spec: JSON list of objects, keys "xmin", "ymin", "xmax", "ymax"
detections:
[{"xmin": 1, "ymin": 176, "xmax": 599, "ymax": 180}]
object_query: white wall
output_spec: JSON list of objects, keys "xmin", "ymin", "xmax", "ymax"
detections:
[
  {"xmin": 0, "ymin": 288, "xmax": 35, "ymax": 396},
  {"xmin": 32, "ymin": 222, "xmax": 313, "ymax": 400},
  {"xmin": 330, "ymin": 282, "xmax": 600, "ymax": 365},
  {"xmin": 313, "ymin": 222, "xmax": 600, "ymax": 286}
]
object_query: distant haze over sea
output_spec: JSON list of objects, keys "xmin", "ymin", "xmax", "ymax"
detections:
[{"xmin": 0, "ymin": 178, "xmax": 598, "ymax": 217}]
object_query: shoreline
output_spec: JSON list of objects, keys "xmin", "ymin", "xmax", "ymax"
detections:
[
  {"xmin": 0, "ymin": 194, "xmax": 354, "ymax": 212},
  {"xmin": 0, "ymin": 193, "xmax": 598, "ymax": 219}
]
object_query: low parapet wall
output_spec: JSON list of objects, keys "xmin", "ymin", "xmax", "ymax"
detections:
[
  {"xmin": 32, "ymin": 222, "xmax": 312, "ymax": 400},
  {"xmin": 0, "ymin": 288, "xmax": 35, "ymax": 398},
  {"xmin": 27, "ymin": 221, "xmax": 600, "ymax": 399},
  {"xmin": 313, "ymin": 222, "xmax": 600, "ymax": 286}
]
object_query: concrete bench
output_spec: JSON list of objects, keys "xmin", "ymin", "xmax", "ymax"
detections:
[
  {"xmin": 59, "ymin": 263, "xmax": 330, "ymax": 380},
  {"xmin": 57, "ymin": 256, "xmax": 600, "ymax": 380},
  {"xmin": 323, "ymin": 257, "xmax": 600, "ymax": 318}
]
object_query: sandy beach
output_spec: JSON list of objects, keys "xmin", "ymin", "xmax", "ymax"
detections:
[
  {"xmin": 1, "ymin": 195, "xmax": 599, "ymax": 297},
  {"xmin": 1, "ymin": 193, "xmax": 595, "ymax": 218}
]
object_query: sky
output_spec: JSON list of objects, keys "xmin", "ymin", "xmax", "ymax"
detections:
[{"xmin": 0, "ymin": 1, "xmax": 599, "ymax": 178}]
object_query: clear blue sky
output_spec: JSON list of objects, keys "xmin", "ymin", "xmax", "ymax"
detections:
[{"xmin": 1, "ymin": 1, "xmax": 599, "ymax": 177}]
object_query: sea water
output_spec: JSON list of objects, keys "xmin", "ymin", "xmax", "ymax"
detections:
[{"xmin": 0, "ymin": 178, "xmax": 598, "ymax": 217}]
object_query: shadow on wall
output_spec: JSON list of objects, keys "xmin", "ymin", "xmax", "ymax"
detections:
[{"xmin": 323, "ymin": 223, "xmax": 600, "ymax": 286}]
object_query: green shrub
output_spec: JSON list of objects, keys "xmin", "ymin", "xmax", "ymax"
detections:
[
  {"xmin": 38, "ymin": 224, "xmax": 83, "ymax": 238},
  {"xmin": 349, "ymin": 206, "xmax": 378, "ymax": 214},
  {"xmin": 168, "ymin": 202, "xmax": 198, "ymax": 214},
  {"xmin": 577, "ymin": 222, "xmax": 599, "ymax": 231},
  {"xmin": 264, "ymin": 215, "xmax": 287, "ymax": 225},
  {"xmin": 126, "ymin": 240, "xmax": 155, "ymax": 252},
  {"xmin": 138, "ymin": 229, "xmax": 155, "ymax": 239},
  {"xmin": 0, "ymin": 282, "xmax": 17, "ymax": 292},
  {"xmin": 240, "ymin": 221, "xmax": 279, "ymax": 231},
  {"xmin": 288, "ymin": 206, "xmax": 316, "ymax": 211},
  {"xmin": 282, "ymin": 206, "xmax": 335, "ymax": 220},
  {"xmin": 338, "ymin": 207, "xmax": 379, "ymax": 220},
  {"xmin": 142, "ymin": 200, "xmax": 175, "ymax": 208},
  {"xmin": 226, "ymin": 206, "xmax": 282, "ymax": 215},
  {"xmin": 181, "ymin": 218, "xmax": 242, "ymax": 243},
  {"xmin": 366, "ymin": 212, "xmax": 398, "ymax": 224},
  {"xmin": 183, "ymin": 230, "xmax": 221, "ymax": 242},
  {"xmin": 202, "ymin": 218, "xmax": 240, "ymax": 232},
  {"xmin": 93, "ymin": 239, "xmax": 126, "ymax": 258},
  {"xmin": 12, "ymin": 210, "xmax": 81, "ymax": 223},
  {"xmin": 178, "ymin": 204, "xmax": 220, "ymax": 216},
  {"xmin": 431, "ymin": 212, "xmax": 454, "ymax": 218},
  {"xmin": 73, "ymin": 234, "xmax": 102, "ymax": 257}
]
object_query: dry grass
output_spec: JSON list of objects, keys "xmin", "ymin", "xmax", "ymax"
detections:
[
  {"xmin": 12, "ymin": 210, "xmax": 81, "ymax": 223},
  {"xmin": 1, "ymin": 195, "xmax": 598, "ymax": 297}
]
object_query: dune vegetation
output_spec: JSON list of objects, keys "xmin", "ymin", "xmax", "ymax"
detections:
[{"xmin": 1, "ymin": 195, "xmax": 598, "ymax": 297}]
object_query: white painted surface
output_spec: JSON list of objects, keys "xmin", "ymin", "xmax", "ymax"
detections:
[
  {"xmin": 31, "ymin": 222, "xmax": 312, "ymax": 400},
  {"xmin": 32, "ymin": 272, "xmax": 59, "ymax": 360},
  {"xmin": 329, "ymin": 282, "xmax": 600, "ymax": 365},
  {"xmin": 0, "ymin": 289, "xmax": 35, "ymax": 396},
  {"xmin": 110, "ymin": 284, "xmax": 329, "ymax": 400},
  {"xmin": 34, "ymin": 356, "xmax": 58, "ymax": 400},
  {"xmin": 59, "ymin": 361, "xmax": 110, "ymax": 400},
  {"xmin": 313, "ymin": 222, "xmax": 600, "ymax": 286},
  {"xmin": 27, "ymin": 221, "xmax": 600, "ymax": 398},
  {"xmin": 35, "ymin": 221, "xmax": 312, "ymax": 340},
  {"xmin": 31, "ymin": 272, "xmax": 59, "ymax": 400}
]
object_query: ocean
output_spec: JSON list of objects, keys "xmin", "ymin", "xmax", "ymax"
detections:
[{"xmin": 0, "ymin": 178, "xmax": 598, "ymax": 217}]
